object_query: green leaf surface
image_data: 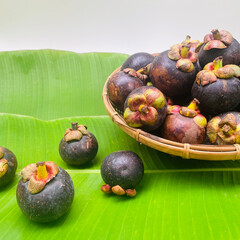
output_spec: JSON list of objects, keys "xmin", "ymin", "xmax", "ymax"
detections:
[
  {"xmin": 0, "ymin": 50, "xmax": 128, "ymax": 119},
  {"xmin": 0, "ymin": 50, "xmax": 239, "ymax": 240}
]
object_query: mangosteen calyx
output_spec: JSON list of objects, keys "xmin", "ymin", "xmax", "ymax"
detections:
[
  {"xmin": 0, "ymin": 148, "xmax": 4, "ymax": 159},
  {"xmin": 124, "ymin": 86, "xmax": 166, "ymax": 129},
  {"xmin": 178, "ymin": 98, "xmax": 199, "ymax": 117},
  {"xmin": 101, "ymin": 184, "xmax": 112, "ymax": 194},
  {"xmin": 203, "ymin": 29, "xmax": 233, "ymax": 50},
  {"xmin": 20, "ymin": 161, "xmax": 59, "ymax": 194},
  {"xmin": 101, "ymin": 184, "xmax": 137, "ymax": 197},
  {"xmin": 64, "ymin": 122, "xmax": 90, "ymax": 142},
  {"xmin": 0, "ymin": 147, "xmax": 8, "ymax": 178},
  {"xmin": 180, "ymin": 107, "xmax": 197, "ymax": 118},
  {"xmin": 0, "ymin": 159, "xmax": 8, "ymax": 178},
  {"xmin": 168, "ymin": 44, "xmax": 198, "ymax": 73},
  {"xmin": 170, "ymin": 35, "xmax": 204, "ymax": 53},
  {"xmin": 207, "ymin": 113, "xmax": 240, "ymax": 145},
  {"xmin": 196, "ymin": 57, "xmax": 240, "ymax": 86},
  {"xmin": 123, "ymin": 68, "xmax": 148, "ymax": 84},
  {"xmin": 0, "ymin": 147, "xmax": 18, "ymax": 187}
]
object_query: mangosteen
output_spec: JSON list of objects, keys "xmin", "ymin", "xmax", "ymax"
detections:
[
  {"xmin": 101, "ymin": 151, "xmax": 144, "ymax": 197},
  {"xmin": 59, "ymin": 122, "xmax": 98, "ymax": 166},
  {"xmin": 191, "ymin": 56, "xmax": 240, "ymax": 116},
  {"xmin": 207, "ymin": 112, "xmax": 240, "ymax": 145},
  {"xmin": 198, "ymin": 29, "xmax": 240, "ymax": 68},
  {"xmin": 16, "ymin": 161, "xmax": 74, "ymax": 222},
  {"xmin": 149, "ymin": 43, "xmax": 201, "ymax": 99},
  {"xmin": 161, "ymin": 99, "xmax": 207, "ymax": 144},
  {"xmin": 123, "ymin": 85, "xmax": 167, "ymax": 132},
  {"xmin": 0, "ymin": 147, "xmax": 17, "ymax": 187},
  {"xmin": 121, "ymin": 52, "xmax": 155, "ymax": 71},
  {"xmin": 107, "ymin": 68, "xmax": 147, "ymax": 111}
]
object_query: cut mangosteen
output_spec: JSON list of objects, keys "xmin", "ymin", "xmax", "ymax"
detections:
[
  {"xmin": 121, "ymin": 52, "xmax": 155, "ymax": 71},
  {"xmin": 207, "ymin": 111, "xmax": 240, "ymax": 145},
  {"xmin": 0, "ymin": 147, "xmax": 17, "ymax": 187},
  {"xmin": 101, "ymin": 151, "xmax": 144, "ymax": 197},
  {"xmin": 123, "ymin": 85, "xmax": 167, "ymax": 132},
  {"xmin": 198, "ymin": 29, "xmax": 240, "ymax": 68},
  {"xmin": 59, "ymin": 122, "xmax": 98, "ymax": 166},
  {"xmin": 161, "ymin": 99, "xmax": 207, "ymax": 144},
  {"xmin": 191, "ymin": 56, "xmax": 240, "ymax": 116},
  {"xmin": 107, "ymin": 68, "xmax": 147, "ymax": 111},
  {"xmin": 149, "ymin": 43, "xmax": 201, "ymax": 99},
  {"xmin": 16, "ymin": 161, "xmax": 74, "ymax": 222}
]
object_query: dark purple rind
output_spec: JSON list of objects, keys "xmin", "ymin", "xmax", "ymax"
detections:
[
  {"xmin": 16, "ymin": 167, "xmax": 74, "ymax": 223},
  {"xmin": 198, "ymin": 38, "xmax": 240, "ymax": 68},
  {"xmin": 101, "ymin": 151, "xmax": 144, "ymax": 190},
  {"xmin": 121, "ymin": 52, "xmax": 155, "ymax": 71},
  {"xmin": 161, "ymin": 113, "xmax": 205, "ymax": 144},
  {"xmin": 59, "ymin": 133, "xmax": 98, "ymax": 166},
  {"xmin": 107, "ymin": 71, "xmax": 145, "ymax": 111},
  {"xmin": 191, "ymin": 77, "xmax": 240, "ymax": 116},
  {"xmin": 149, "ymin": 50, "xmax": 201, "ymax": 98},
  {"xmin": 0, "ymin": 147, "xmax": 17, "ymax": 187}
]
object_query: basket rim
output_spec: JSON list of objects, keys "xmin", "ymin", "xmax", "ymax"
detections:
[{"xmin": 102, "ymin": 67, "xmax": 240, "ymax": 161}]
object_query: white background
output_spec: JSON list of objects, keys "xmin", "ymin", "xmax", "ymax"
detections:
[{"xmin": 1, "ymin": 0, "xmax": 240, "ymax": 55}]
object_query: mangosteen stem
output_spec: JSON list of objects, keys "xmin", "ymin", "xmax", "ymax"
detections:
[
  {"xmin": 213, "ymin": 56, "xmax": 223, "ymax": 70},
  {"xmin": 180, "ymin": 45, "xmax": 190, "ymax": 58},
  {"xmin": 222, "ymin": 124, "xmax": 231, "ymax": 136},
  {"xmin": 211, "ymin": 29, "xmax": 221, "ymax": 40},
  {"xmin": 137, "ymin": 63, "xmax": 151, "ymax": 75},
  {"xmin": 71, "ymin": 122, "xmax": 78, "ymax": 131},
  {"xmin": 139, "ymin": 105, "xmax": 149, "ymax": 115},
  {"xmin": 187, "ymin": 98, "xmax": 199, "ymax": 111},
  {"xmin": 183, "ymin": 35, "xmax": 191, "ymax": 44},
  {"xmin": 36, "ymin": 161, "xmax": 48, "ymax": 180}
]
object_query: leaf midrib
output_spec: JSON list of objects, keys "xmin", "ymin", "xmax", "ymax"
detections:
[
  {"xmin": 0, "ymin": 112, "xmax": 110, "ymax": 121},
  {"xmin": 15, "ymin": 168, "xmax": 240, "ymax": 174}
]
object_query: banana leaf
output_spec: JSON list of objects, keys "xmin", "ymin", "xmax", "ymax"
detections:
[{"xmin": 0, "ymin": 50, "xmax": 240, "ymax": 240}]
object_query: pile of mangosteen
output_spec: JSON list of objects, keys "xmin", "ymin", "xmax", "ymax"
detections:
[{"xmin": 107, "ymin": 29, "xmax": 240, "ymax": 145}]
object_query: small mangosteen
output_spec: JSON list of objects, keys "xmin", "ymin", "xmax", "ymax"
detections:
[
  {"xmin": 107, "ymin": 68, "xmax": 147, "ymax": 111},
  {"xmin": 16, "ymin": 161, "xmax": 74, "ymax": 222},
  {"xmin": 121, "ymin": 52, "xmax": 155, "ymax": 71},
  {"xmin": 123, "ymin": 85, "xmax": 167, "ymax": 132},
  {"xmin": 59, "ymin": 122, "xmax": 98, "ymax": 166},
  {"xmin": 207, "ymin": 112, "xmax": 240, "ymax": 145},
  {"xmin": 198, "ymin": 29, "xmax": 240, "ymax": 68},
  {"xmin": 161, "ymin": 99, "xmax": 207, "ymax": 144},
  {"xmin": 191, "ymin": 56, "xmax": 240, "ymax": 115},
  {"xmin": 149, "ymin": 41, "xmax": 201, "ymax": 99},
  {"xmin": 101, "ymin": 151, "xmax": 144, "ymax": 197},
  {"xmin": 0, "ymin": 147, "xmax": 17, "ymax": 187}
]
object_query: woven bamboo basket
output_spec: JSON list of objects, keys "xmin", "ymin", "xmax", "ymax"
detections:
[{"xmin": 102, "ymin": 67, "xmax": 240, "ymax": 161}]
